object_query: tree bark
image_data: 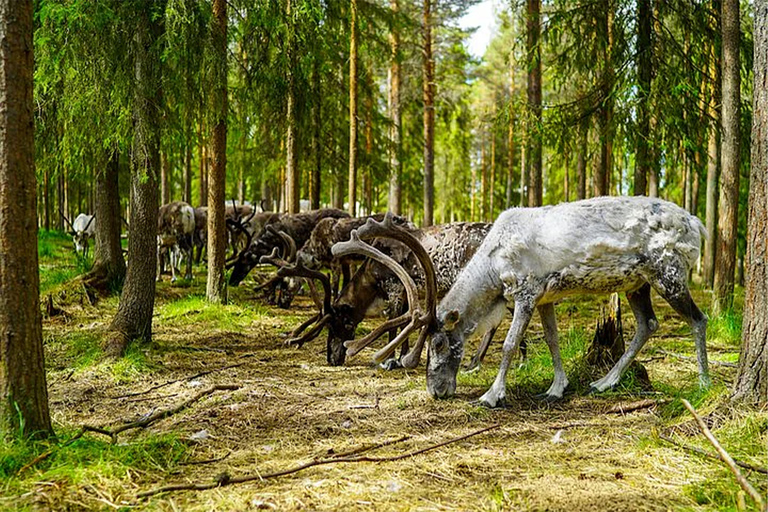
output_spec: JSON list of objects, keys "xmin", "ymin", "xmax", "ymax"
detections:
[
  {"xmin": 480, "ymin": 132, "xmax": 488, "ymax": 221},
  {"xmin": 490, "ymin": 125, "xmax": 496, "ymax": 217},
  {"xmin": 85, "ymin": 149, "xmax": 126, "ymax": 291},
  {"xmin": 207, "ymin": 0, "xmax": 227, "ymax": 303},
  {"xmin": 388, "ymin": 0, "xmax": 402, "ymax": 215},
  {"xmin": 634, "ymin": 0, "xmax": 651, "ymax": 196},
  {"xmin": 704, "ymin": 27, "xmax": 721, "ymax": 288},
  {"xmin": 310, "ymin": 58, "xmax": 321, "ymax": 210},
  {"xmin": 0, "ymin": 0, "xmax": 52, "ymax": 439},
  {"xmin": 348, "ymin": 0, "xmax": 358, "ymax": 216},
  {"xmin": 506, "ymin": 51, "xmax": 515, "ymax": 209},
  {"xmin": 732, "ymin": 0, "xmax": 767, "ymax": 405},
  {"xmin": 285, "ymin": 0, "xmax": 299, "ymax": 214},
  {"xmin": 594, "ymin": 8, "xmax": 613, "ymax": 197},
  {"xmin": 160, "ymin": 150, "xmax": 170, "ymax": 205},
  {"xmin": 526, "ymin": 0, "xmax": 542, "ymax": 207},
  {"xmin": 422, "ymin": 0, "xmax": 435, "ymax": 224},
  {"xmin": 577, "ymin": 117, "xmax": 588, "ymax": 200},
  {"xmin": 713, "ymin": 0, "xmax": 741, "ymax": 314},
  {"xmin": 106, "ymin": 0, "xmax": 164, "ymax": 356}
]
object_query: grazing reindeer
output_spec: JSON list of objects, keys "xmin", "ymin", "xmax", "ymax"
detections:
[
  {"xmin": 280, "ymin": 215, "xmax": 494, "ymax": 367},
  {"xmin": 227, "ymin": 208, "xmax": 349, "ymax": 287},
  {"xmin": 62, "ymin": 212, "xmax": 96, "ymax": 259},
  {"xmin": 157, "ymin": 201, "xmax": 196, "ymax": 282},
  {"xmin": 415, "ymin": 196, "xmax": 710, "ymax": 407}
]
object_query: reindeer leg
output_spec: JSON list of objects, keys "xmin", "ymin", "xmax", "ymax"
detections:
[
  {"xmin": 156, "ymin": 243, "xmax": 162, "ymax": 282},
  {"xmin": 170, "ymin": 247, "xmax": 178, "ymax": 283},
  {"xmin": 185, "ymin": 246, "xmax": 193, "ymax": 280},
  {"xmin": 464, "ymin": 326, "xmax": 497, "ymax": 372},
  {"xmin": 590, "ymin": 283, "xmax": 658, "ymax": 393},
  {"xmin": 537, "ymin": 303, "xmax": 568, "ymax": 401},
  {"xmin": 478, "ymin": 299, "xmax": 534, "ymax": 408}
]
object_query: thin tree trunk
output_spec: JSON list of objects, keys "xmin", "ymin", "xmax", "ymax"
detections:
[
  {"xmin": 85, "ymin": 149, "xmax": 126, "ymax": 291},
  {"xmin": 634, "ymin": 0, "xmax": 651, "ymax": 195},
  {"xmin": 526, "ymin": 0, "xmax": 542, "ymax": 207},
  {"xmin": 563, "ymin": 144, "xmax": 570, "ymax": 202},
  {"xmin": 207, "ymin": 0, "xmax": 227, "ymax": 303},
  {"xmin": 520, "ymin": 143, "xmax": 527, "ymax": 207},
  {"xmin": 365, "ymin": 65, "xmax": 374, "ymax": 215},
  {"xmin": 388, "ymin": 0, "xmax": 402, "ymax": 214},
  {"xmin": 506, "ymin": 52, "xmax": 515, "ymax": 209},
  {"xmin": 161, "ymin": 150, "xmax": 170, "ymax": 205},
  {"xmin": 422, "ymin": 0, "xmax": 435, "ymax": 224},
  {"xmin": 490, "ymin": 126, "xmax": 496, "ymax": 217},
  {"xmin": 348, "ymin": 0, "xmax": 358, "ymax": 216},
  {"xmin": 184, "ymin": 132, "xmax": 192, "ymax": 204},
  {"xmin": 480, "ymin": 132, "xmax": 487, "ymax": 221},
  {"xmin": 0, "ymin": 0, "xmax": 52, "ymax": 439},
  {"xmin": 733, "ymin": 0, "xmax": 767, "ymax": 404},
  {"xmin": 106, "ymin": 0, "xmax": 164, "ymax": 356},
  {"xmin": 43, "ymin": 168, "xmax": 50, "ymax": 230},
  {"xmin": 704, "ymin": 35, "xmax": 721, "ymax": 288},
  {"xmin": 577, "ymin": 117, "xmax": 588, "ymax": 200},
  {"xmin": 310, "ymin": 58, "xmax": 321, "ymax": 209},
  {"xmin": 285, "ymin": 0, "xmax": 299, "ymax": 214},
  {"xmin": 198, "ymin": 121, "xmax": 207, "ymax": 206},
  {"xmin": 714, "ymin": 0, "xmax": 741, "ymax": 314}
]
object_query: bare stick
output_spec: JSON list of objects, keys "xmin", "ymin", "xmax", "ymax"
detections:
[
  {"xmin": 681, "ymin": 399, "xmax": 766, "ymax": 510},
  {"xmin": 606, "ymin": 399, "xmax": 670, "ymax": 414},
  {"xmin": 137, "ymin": 424, "xmax": 500, "ymax": 498},
  {"xmin": 659, "ymin": 435, "xmax": 767, "ymax": 475},
  {"xmin": 112, "ymin": 364, "xmax": 245, "ymax": 399},
  {"xmin": 324, "ymin": 434, "xmax": 409, "ymax": 459}
]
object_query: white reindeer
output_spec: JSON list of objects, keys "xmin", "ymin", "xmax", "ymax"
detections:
[
  {"xmin": 424, "ymin": 196, "xmax": 710, "ymax": 407},
  {"xmin": 69, "ymin": 213, "xmax": 96, "ymax": 259}
]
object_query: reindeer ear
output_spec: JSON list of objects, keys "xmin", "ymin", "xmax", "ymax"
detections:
[{"xmin": 443, "ymin": 310, "xmax": 460, "ymax": 332}]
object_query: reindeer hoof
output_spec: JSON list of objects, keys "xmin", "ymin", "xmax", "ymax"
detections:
[
  {"xmin": 534, "ymin": 392, "xmax": 562, "ymax": 403},
  {"xmin": 379, "ymin": 359, "xmax": 402, "ymax": 371}
]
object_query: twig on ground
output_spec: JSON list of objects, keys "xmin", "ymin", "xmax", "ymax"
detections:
[
  {"xmin": 17, "ymin": 385, "xmax": 239, "ymax": 475},
  {"xmin": 607, "ymin": 399, "xmax": 670, "ymax": 414},
  {"xmin": 324, "ymin": 435, "xmax": 410, "ymax": 459},
  {"xmin": 137, "ymin": 424, "xmax": 500, "ymax": 498},
  {"xmin": 659, "ymin": 350, "xmax": 738, "ymax": 368},
  {"xmin": 659, "ymin": 435, "xmax": 767, "ymax": 475},
  {"xmin": 681, "ymin": 399, "xmax": 766, "ymax": 510},
  {"xmin": 348, "ymin": 396, "xmax": 380, "ymax": 410},
  {"xmin": 112, "ymin": 364, "xmax": 245, "ymax": 399},
  {"xmin": 179, "ymin": 450, "xmax": 233, "ymax": 466}
]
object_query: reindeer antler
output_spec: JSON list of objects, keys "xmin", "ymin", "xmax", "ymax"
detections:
[
  {"xmin": 332, "ymin": 230, "xmax": 432, "ymax": 363},
  {"xmin": 84, "ymin": 215, "xmax": 96, "ymax": 231},
  {"xmin": 277, "ymin": 259, "xmax": 332, "ymax": 315},
  {"xmin": 59, "ymin": 207, "xmax": 75, "ymax": 232},
  {"xmin": 354, "ymin": 212, "xmax": 438, "ymax": 368}
]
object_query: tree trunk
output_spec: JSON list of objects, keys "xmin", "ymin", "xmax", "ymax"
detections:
[
  {"xmin": 364, "ymin": 65, "xmax": 374, "ymax": 215},
  {"xmin": 85, "ymin": 149, "xmax": 126, "ymax": 291},
  {"xmin": 480, "ymin": 132, "xmax": 487, "ymax": 221},
  {"xmin": 506, "ymin": 52, "xmax": 515, "ymax": 209},
  {"xmin": 704, "ymin": 32, "xmax": 721, "ymax": 288},
  {"xmin": 422, "ymin": 0, "xmax": 435, "ymax": 225},
  {"xmin": 0, "ymin": 0, "xmax": 52, "ymax": 439},
  {"xmin": 563, "ymin": 144, "xmax": 570, "ymax": 202},
  {"xmin": 160, "ymin": 150, "xmax": 170, "ymax": 205},
  {"xmin": 106, "ymin": 0, "xmax": 163, "ymax": 356},
  {"xmin": 526, "ymin": 0, "xmax": 542, "ymax": 207},
  {"xmin": 388, "ymin": 0, "xmax": 402, "ymax": 215},
  {"xmin": 577, "ymin": 117, "xmax": 588, "ymax": 200},
  {"xmin": 310, "ymin": 58, "xmax": 321, "ymax": 210},
  {"xmin": 519, "ymin": 143, "xmax": 527, "ymax": 207},
  {"xmin": 184, "ymin": 132, "xmax": 192, "ymax": 204},
  {"xmin": 490, "ymin": 126, "xmax": 496, "ymax": 217},
  {"xmin": 285, "ymin": 0, "xmax": 299, "ymax": 214},
  {"xmin": 348, "ymin": 0, "xmax": 358, "ymax": 216},
  {"xmin": 634, "ymin": 0, "xmax": 651, "ymax": 196},
  {"xmin": 713, "ymin": 0, "xmax": 741, "ymax": 314},
  {"xmin": 732, "ymin": 0, "xmax": 767, "ymax": 405},
  {"xmin": 207, "ymin": 0, "xmax": 227, "ymax": 303}
]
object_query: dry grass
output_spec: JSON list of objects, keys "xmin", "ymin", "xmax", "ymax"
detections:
[{"xmin": 1, "ymin": 256, "xmax": 765, "ymax": 511}]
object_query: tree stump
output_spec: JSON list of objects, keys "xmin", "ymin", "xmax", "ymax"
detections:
[{"xmin": 585, "ymin": 293, "xmax": 652, "ymax": 390}]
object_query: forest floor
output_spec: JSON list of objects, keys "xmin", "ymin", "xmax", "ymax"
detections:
[{"xmin": 1, "ymin": 231, "xmax": 765, "ymax": 511}]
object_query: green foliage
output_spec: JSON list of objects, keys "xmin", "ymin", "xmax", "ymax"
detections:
[{"xmin": 707, "ymin": 310, "xmax": 744, "ymax": 347}]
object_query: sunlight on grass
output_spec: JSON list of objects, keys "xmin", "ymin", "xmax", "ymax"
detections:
[
  {"xmin": 0, "ymin": 431, "xmax": 187, "ymax": 507},
  {"xmin": 45, "ymin": 332, "xmax": 102, "ymax": 371},
  {"xmin": 157, "ymin": 294, "xmax": 269, "ymax": 330},
  {"xmin": 707, "ymin": 310, "xmax": 743, "ymax": 347}
]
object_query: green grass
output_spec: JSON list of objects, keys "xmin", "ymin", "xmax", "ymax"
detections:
[
  {"xmin": 37, "ymin": 230, "xmax": 91, "ymax": 294},
  {"xmin": 707, "ymin": 310, "xmax": 743, "ymax": 347},
  {"xmin": 0, "ymin": 430, "xmax": 188, "ymax": 509},
  {"xmin": 156, "ymin": 294, "xmax": 269, "ymax": 330}
]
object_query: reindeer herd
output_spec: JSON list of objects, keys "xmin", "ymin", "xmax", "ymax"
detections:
[{"xmin": 64, "ymin": 195, "xmax": 711, "ymax": 406}]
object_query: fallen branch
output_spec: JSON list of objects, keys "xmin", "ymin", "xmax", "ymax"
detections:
[
  {"xmin": 137, "ymin": 424, "xmax": 500, "ymax": 498},
  {"xmin": 659, "ymin": 350, "xmax": 738, "ymax": 368},
  {"xmin": 112, "ymin": 364, "xmax": 245, "ymax": 399},
  {"xmin": 659, "ymin": 435, "xmax": 767, "ymax": 475},
  {"xmin": 17, "ymin": 385, "xmax": 239, "ymax": 475},
  {"xmin": 324, "ymin": 435, "xmax": 410, "ymax": 459},
  {"xmin": 607, "ymin": 398, "xmax": 670, "ymax": 414},
  {"xmin": 681, "ymin": 399, "xmax": 766, "ymax": 510}
]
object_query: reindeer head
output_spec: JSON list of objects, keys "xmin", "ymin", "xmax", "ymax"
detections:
[{"xmin": 426, "ymin": 310, "xmax": 464, "ymax": 399}]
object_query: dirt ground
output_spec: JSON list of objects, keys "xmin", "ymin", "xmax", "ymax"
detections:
[{"xmin": 6, "ymin": 261, "xmax": 767, "ymax": 512}]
